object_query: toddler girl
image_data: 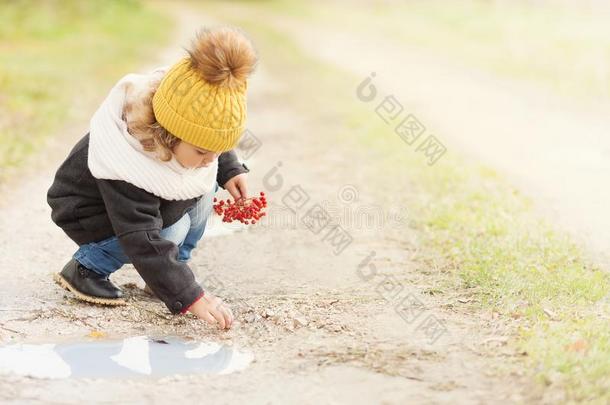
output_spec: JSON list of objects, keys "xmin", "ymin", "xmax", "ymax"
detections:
[{"xmin": 47, "ymin": 27, "xmax": 258, "ymax": 330}]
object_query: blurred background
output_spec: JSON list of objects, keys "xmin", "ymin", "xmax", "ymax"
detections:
[
  {"xmin": 1, "ymin": 0, "xmax": 609, "ymax": 403},
  {"xmin": 4, "ymin": 0, "xmax": 610, "ymax": 255}
]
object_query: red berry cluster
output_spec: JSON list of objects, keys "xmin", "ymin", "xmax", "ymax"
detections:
[{"xmin": 213, "ymin": 192, "xmax": 267, "ymax": 224}]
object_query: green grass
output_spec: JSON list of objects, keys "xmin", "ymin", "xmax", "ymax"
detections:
[
  {"xmin": 203, "ymin": 1, "xmax": 610, "ymax": 401},
  {"xmin": 0, "ymin": 0, "xmax": 173, "ymax": 179},
  {"xmin": 416, "ymin": 156, "xmax": 610, "ymax": 400},
  {"xmin": 349, "ymin": 100, "xmax": 610, "ymax": 402}
]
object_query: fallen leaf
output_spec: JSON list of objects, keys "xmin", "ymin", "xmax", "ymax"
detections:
[
  {"xmin": 87, "ymin": 330, "xmax": 107, "ymax": 339},
  {"xmin": 566, "ymin": 339, "xmax": 588, "ymax": 353}
]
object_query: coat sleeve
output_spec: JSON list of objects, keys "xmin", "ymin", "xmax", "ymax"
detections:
[
  {"xmin": 217, "ymin": 149, "xmax": 250, "ymax": 188},
  {"xmin": 96, "ymin": 178, "xmax": 204, "ymax": 314}
]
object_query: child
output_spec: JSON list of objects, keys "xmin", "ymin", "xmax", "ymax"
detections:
[{"xmin": 46, "ymin": 27, "xmax": 258, "ymax": 330}]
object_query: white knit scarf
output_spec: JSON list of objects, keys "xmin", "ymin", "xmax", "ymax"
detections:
[{"xmin": 87, "ymin": 67, "xmax": 218, "ymax": 201}]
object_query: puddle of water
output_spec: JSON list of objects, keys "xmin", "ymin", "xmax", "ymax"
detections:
[{"xmin": 0, "ymin": 336, "xmax": 253, "ymax": 379}]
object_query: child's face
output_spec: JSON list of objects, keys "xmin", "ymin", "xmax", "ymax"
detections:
[{"xmin": 172, "ymin": 140, "xmax": 220, "ymax": 169}]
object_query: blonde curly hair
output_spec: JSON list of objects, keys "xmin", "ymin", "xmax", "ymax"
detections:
[{"xmin": 122, "ymin": 78, "xmax": 179, "ymax": 162}]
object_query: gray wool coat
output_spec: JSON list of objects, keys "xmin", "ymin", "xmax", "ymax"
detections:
[{"xmin": 47, "ymin": 133, "xmax": 249, "ymax": 314}]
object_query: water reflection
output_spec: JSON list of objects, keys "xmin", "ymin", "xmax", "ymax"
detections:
[{"xmin": 0, "ymin": 336, "xmax": 253, "ymax": 379}]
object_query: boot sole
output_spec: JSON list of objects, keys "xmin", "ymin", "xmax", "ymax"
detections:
[{"xmin": 53, "ymin": 273, "xmax": 127, "ymax": 306}]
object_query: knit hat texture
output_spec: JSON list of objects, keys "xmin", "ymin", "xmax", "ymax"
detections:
[{"xmin": 152, "ymin": 26, "xmax": 258, "ymax": 152}]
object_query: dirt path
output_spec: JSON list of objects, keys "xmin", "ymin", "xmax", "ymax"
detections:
[
  {"xmin": 0, "ymin": 3, "xmax": 542, "ymax": 404},
  {"xmin": 264, "ymin": 13, "xmax": 610, "ymax": 270}
]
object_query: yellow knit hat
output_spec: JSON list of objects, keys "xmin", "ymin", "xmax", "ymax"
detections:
[{"xmin": 152, "ymin": 27, "xmax": 258, "ymax": 152}]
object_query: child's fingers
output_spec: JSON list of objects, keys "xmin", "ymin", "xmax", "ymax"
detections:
[
  {"xmin": 201, "ymin": 311, "xmax": 217, "ymax": 325},
  {"xmin": 225, "ymin": 181, "xmax": 242, "ymax": 200},
  {"xmin": 216, "ymin": 304, "xmax": 233, "ymax": 329},
  {"xmin": 222, "ymin": 306, "xmax": 234, "ymax": 328},
  {"xmin": 236, "ymin": 179, "xmax": 248, "ymax": 199},
  {"xmin": 198, "ymin": 312, "xmax": 217, "ymax": 325},
  {"xmin": 210, "ymin": 307, "xmax": 227, "ymax": 329}
]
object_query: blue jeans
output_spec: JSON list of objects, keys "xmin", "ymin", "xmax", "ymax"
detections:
[{"xmin": 73, "ymin": 183, "xmax": 218, "ymax": 277}]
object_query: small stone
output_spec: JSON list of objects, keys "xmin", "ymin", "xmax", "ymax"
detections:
[
  {"xmin": 244, "ymin": 313, "xmax": 256, "ymax": 323},
  {"xmin": 325, "ymin": 323, "xmax": 342, "ymax": 332},
  {"xmin": 262, "ymin": 309, "xmax": 275, "ymax": 318},
  {"xmin": 293, "ymin": 316, "xmax": 308, "ymax": 328},
  {"xmin": 543, "ymin": 307, "xmax": 558, "ymax": 320}
]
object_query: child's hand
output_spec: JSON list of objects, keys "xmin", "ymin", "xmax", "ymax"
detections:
[
  {"xmin": 187, "ymin": 292, "xmax": 234, "ymax": 330},
  {"xmin": 223, "ymin": 173, "xmax": 248, "ymax": 201}
]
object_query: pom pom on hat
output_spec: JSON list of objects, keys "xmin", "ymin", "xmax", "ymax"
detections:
[
  {"xmin": 187, "ymin": 26, "xmax": 258, "ymax": 88},
  {"xmin": 152, "ymin": 26, "xmax": 258, "ymax": 152}
]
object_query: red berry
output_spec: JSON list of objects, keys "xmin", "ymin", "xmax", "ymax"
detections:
[{"xmin": 212, "ymin": 191, "xmax": 268, "ymax": 224}]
